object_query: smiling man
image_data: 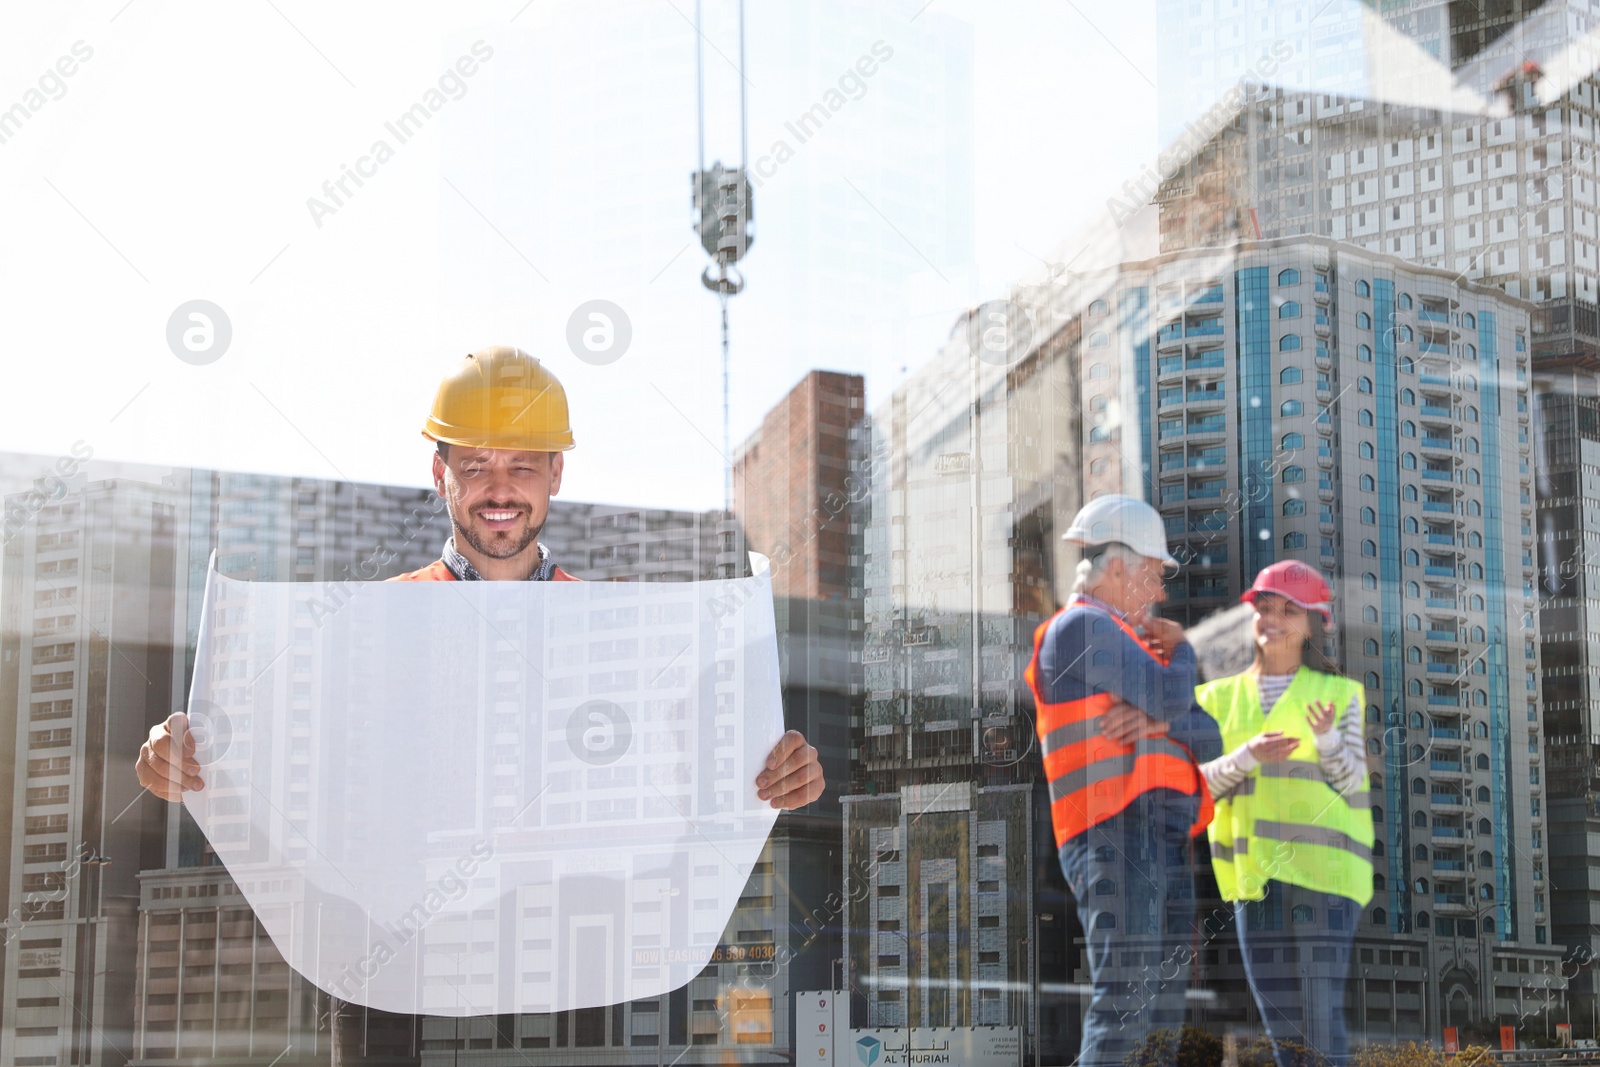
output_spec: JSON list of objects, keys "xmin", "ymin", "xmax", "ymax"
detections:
[{"xmin": 135, "ymin": 346, "xmax": 824, "ymax": 1065}]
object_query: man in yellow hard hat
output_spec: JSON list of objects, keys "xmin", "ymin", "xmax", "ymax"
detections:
[
  {"xmin": 140, "ymin": 345, "xmax": 824, "ymax": 807},
  {"xmin": 136, "ymin": 345, "xmax": 824, "ymax": 1064}
]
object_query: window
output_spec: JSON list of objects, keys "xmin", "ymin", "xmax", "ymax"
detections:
[
  {"xmin": 1089, "ymin": 362, "xmax": 1110, "ymax": 379},
  {"xmin": 1089, "ymin": 331, "xmax": 1109, "ymax": 348},
  {"xmin": 1090, "ymin": 394, "xmax": 1108, "ymax": 410},
  {"xmin": 1281, "ymin": 432, "xmax": 1303, "ymax": 450},
  {"xmin": 1088, "ymin": 299, "xmax": 1108, "ymax": 317},
  {"xmin": 1284, "ymin": 532, "xmax": 1306, "ymax": 549},
  {"xmin": 1357, "ymin": 312, "xmax": 1372, "ymax": 329},
  {"xmin": 1365, "ymin": 671, "xmax": 1380, "ymax": 688},
  {"xmin": 1364, "ymin": 638, "xmax": 1379, "ymax": 655},
  {"xmin": 1280, "ymin": 301, "xmax": 1301, "ymax": 319},
  {"xmin": 1359, "ymin": 409, "xmax": 1374, "ymax": 426},
  {"xmin": 1364, "ymin": 606, "xmax": 1378, "ymax": 622},
  {"xmin": 1358, "ymin": 343, "xmax": 1372, "ymax": 362},
  {"xmin": 1281, "ymin": 366, "xmax": 1302, "ymax": 384},
  {"xmin": 1361, "ymin": 442, "xmax": 1375, "ymax": 459},
  {"xmin": 1280, "ymin": 335, "xmax": 1303, "ymax": 352},
  {"xmin": 1361, "ymin": 506, "xmax": 1375, "ymax": 524},
  {"xmin": 1362, "ymin": 573, "xmax": 1377, "ymax": 590},
  {"xmin": 1361, "ymin": 539, "xmax": 1376, "ymax": 557},
  {"xmin": 1399, "ymin": 293, "xmax": 1413, "ymax": 309},
  {"xmin": 1282, "ymin": 466, "xmax": 1305, "ymax": 483},
  {"xmin": 1282, "ymin": 400, "xmax": 1303, "ymax": 417},
  {"xmin": 1279, "ymin": 268, "xmax": 1300, "ymax": 286},
  {"xmin": 1401, "ymin": 452, "xmax": 1416, "ymax": 468},
  {"xmin": 1090, "ymin": 457, "xmax": 1109, "ymax": 475},
  {"xmin": 1283, "ymin": 498, "xmax": 1306, "ymax": 516},
  {"xmin": 1372, "ymin": 908, "xmax": 1386, "ymax": 925},
  {"xmin": 1291, "ymin": 905, "xmax": 1314, "ymax": 923},
  {"xmin": 1358, "ymin": 376, "xmax": 1373, "ymax": 394}
]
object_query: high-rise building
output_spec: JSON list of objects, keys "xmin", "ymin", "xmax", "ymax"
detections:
[
  {"xmin": 0, "ymin": 469, "xmax": 183, "ymax": 1067},
  {"xmin": 0, "ymin": 454, "xmax": 808, "ymax": 1066},
  {"xmin": 1150, "ymin": 0, "xmax": 1600, "ymax": 1034},
  {"xmin": 840, "ymin": 309, "xmax": 1081, "ymax": 1055},
  {"xmin": 1056, "ymin": 236, "xmax": 1559, "ymax": 1037}
]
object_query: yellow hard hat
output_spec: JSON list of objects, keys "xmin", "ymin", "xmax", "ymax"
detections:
[{"xmin": 422, "ymin": 346, "xmax": 576, "ymax": 452}]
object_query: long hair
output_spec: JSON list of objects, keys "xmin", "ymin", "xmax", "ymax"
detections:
[{"xmin": 1252, "ymin": 604, "xmax": 1344, "ymax": 676}]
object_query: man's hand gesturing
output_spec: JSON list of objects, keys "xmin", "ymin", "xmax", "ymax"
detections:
[{"xmin": 135, "ymin": 712, "xmax": 204, "ymax": 802}]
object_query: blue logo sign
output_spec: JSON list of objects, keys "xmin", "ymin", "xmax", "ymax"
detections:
[{"xmin": 856, "ymin": 1035, "xmax": 882, "ymax": 1065}]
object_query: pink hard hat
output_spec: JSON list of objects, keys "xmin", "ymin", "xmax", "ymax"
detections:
[{"xmin": 1242, "ymin": 560, "xmax": 1333, "ymax": 622}]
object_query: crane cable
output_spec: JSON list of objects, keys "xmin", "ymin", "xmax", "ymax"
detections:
[{"xmin": 694, "ymin": 0, "xmax": 748, "ymax": 514}]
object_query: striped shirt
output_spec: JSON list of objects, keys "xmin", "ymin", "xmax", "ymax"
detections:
[
  {"xmin": 441, "ymin": 536, "xmax": 557, "ymax": 581},
  {"xmin": 1199, "ymin": 671, "xmax": 1368, "ymax": 799}
]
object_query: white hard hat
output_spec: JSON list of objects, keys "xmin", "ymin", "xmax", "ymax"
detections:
[{"xmin": 1063, "ymin": 493, "xmax": 1179, "ymax": 569}]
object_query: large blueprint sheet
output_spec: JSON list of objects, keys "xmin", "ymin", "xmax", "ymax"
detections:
[{"xmin": 182, "ymin": 554, "xmax": 784, "ymax": 1016}]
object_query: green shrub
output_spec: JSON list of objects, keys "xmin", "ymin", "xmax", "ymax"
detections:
[{"xmin": 1123, "ymin": 1026, "xmax": 1225, "ymax": 1067}]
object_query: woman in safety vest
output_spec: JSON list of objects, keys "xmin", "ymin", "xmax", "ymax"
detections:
[{"xmin": 1196, "ymin": 560, "xmax": 1372, "ymax": 1067}]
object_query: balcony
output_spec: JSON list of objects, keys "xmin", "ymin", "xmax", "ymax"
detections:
[
  {"xmin": 1186, "ymin": 392, "xmax": 1227, "ymax": 409},
  {"xmin": 1420, "ymin": 436, "xmax": 1454, "ymax": 450},
  {"xmin": 1187, "ymin": 352, "xmax": 1225, "ymax": 371},
  {"xmin": 1193, "ymin": 286, "xmax": 1224, "ymax": 304},
  {"xmin": 1419, "ymin": 373, "xmax": 1451, "ymax": 387},
  {"xmin": 1429, "ymin": 793, "xmax": 1464, "ymax": 806},
  {"xmin": 1430, "ymin": 760, "xmax": 1464, "ymax": 773},
  {"xmin": 1420, "ymin": 404, "xmax": 1452, "ymax": 418},
  {"xmin": 1427, "ymin": 694, "xmax": 1462, "ymax": 706},
  {"xmin": 1429, "ymin": 727, "xmax": 1462, "ymax": 739},
  {"xmin": 1427, "ymin": 663, "xmax": 1459, "ymax": 674},
  {"xmin": 1425, "ymin": 597, "xmax": 1456, "ymax": 609},
  {"xmin": 1424, "ymin": 534, "xmax": 1456, "ymax": 546},
  {"xmin": 1432, "ymin": 859, "xmax": 1467, "ymax": 871},
  {"xmin": 1157, "ymin": 324, "xmax": 1184, "ymax": 346},
  {"xmin": 1187, "ymin": 318, "xmax": 1224, "ymax": 337},
  {"xmin": 1422, "ymin": 469, "xmax": 1454, "ymax": 482},
  {"xmin": 1426, "ymin": 629, "xmax": 1458, "ymax": 641},
  {"xmin": 1422, "ymin": 501, "xmax": 1454, "ymax": 514},
  {"xmin": 1424, "ymin": 565, "xmax": 1457, "ymax": 577},
  {"xmin": 1431, "ymin": 825, "xmax": 1465, "ymax": 837},
  {"xmin": 1157, "ymin": 359, "xmax": 1185, "ymax": 382},
  {"xmin": 1419, "ymin": 308, "xmax": 1450, "ymax": 324}
]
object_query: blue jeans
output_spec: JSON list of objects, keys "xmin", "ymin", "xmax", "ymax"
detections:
[
  {"xmin": 1234, "ymin": 880, "xmax": 1358, "ymax": 1067},
  {"xmin": 1059, "ymin": 792, "xmax": 1201, "ymax": 1067}
]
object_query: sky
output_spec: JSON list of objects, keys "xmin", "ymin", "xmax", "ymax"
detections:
[{"xmin": 0, "ymin": 0, "xmax": 1162, "ymax": 510}]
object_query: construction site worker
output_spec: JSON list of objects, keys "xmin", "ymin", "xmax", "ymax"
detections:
[
  {"xmin": 1024, "ymin": 494, "xmax": 1219, "ymax": 1067},
  {"xmin": 135, "ymin": 346, "xmax": 825, "ymax": 1064},
  {"xmin": 1194, "ymin": 561, "xmax": 1372, "ymax": 1067}
]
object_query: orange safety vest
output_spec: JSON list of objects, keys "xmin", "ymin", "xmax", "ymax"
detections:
[
  {"xmin": 1025, "ymin": 604, "xmax": 1213, "ymax": 849},
  {"xmin": 387, "ymin": 560, "xmax": 582, "ymax": 582}
]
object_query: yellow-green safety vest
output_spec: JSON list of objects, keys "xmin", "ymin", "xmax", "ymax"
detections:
[{"xmin": 1196, "ymin": 668, "xmax": 1374, "ymax": 905}]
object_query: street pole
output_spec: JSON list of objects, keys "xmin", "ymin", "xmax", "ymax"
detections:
[
  {"xmin": 659, "ymin": 886, "xmax": 680, "ymax": 1067},
  {"xmin": 1018, "ymin": 936, "xmax": 1029, "ymax": 1067},
  {"xmin": 1035, "ymin": 915, "xmax": 1053, "ymax": 1067}
]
